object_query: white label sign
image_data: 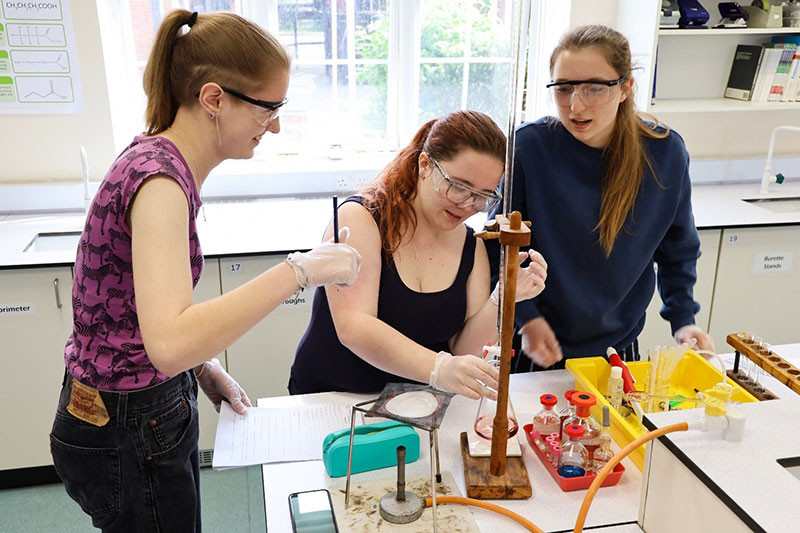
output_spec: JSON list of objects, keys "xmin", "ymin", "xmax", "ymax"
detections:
[
  {"xmin": 0, "ymin": 302, "xmax": 36, "ymax": 317},
  {"xmin": 227, "ymin": 262, "xmax": 243, "ymax": 274},
  {"xmin": 279, "ymin": 288, "xmax": 311, "ymax": 309},
  {"xmin": 753, "ymin": 252, "xmax": 793, "ymax": 274}
]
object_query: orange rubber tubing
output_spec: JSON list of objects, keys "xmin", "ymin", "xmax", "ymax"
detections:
[
  {"xmin": 573, "ymin": 421, "xmax": 689, "ymax": 533},
  {"xmin": 425, "ymin": 495, "xmax": 544, "ymax": 533}
]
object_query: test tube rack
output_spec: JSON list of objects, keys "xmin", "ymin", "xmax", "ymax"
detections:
[{"xmin": 727, "ymin": 333, "xmax": 800, "ymax": 396}]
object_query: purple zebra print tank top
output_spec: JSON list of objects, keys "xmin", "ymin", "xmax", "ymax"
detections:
[{"xmin": 65, "ymin": 135, "xmax": 204, "ymax": 391}]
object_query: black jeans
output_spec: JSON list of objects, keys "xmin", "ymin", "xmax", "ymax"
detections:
[{"xmin": 50, "ymin": 370, "xmax": 201, "ymax": 532}]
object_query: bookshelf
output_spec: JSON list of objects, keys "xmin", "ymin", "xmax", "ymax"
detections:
[
  {"xmin": 658, "ymin": 27, "xmax": 800, "ymax": 37},
  {"xmin": 651, "ymin": 98, "xmax": 800, "ymax": 113},
  {"xmin": 617, "ymin": 0, "xmax": 800, "ymax": 159}
]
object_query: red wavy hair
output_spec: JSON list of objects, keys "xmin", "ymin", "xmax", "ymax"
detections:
[{"xmin": 361, "ymin": 110, "xmax": 506, "ymax": 257}]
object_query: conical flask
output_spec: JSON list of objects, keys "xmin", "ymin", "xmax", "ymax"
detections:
[
  {"xmin": 473, "ymin": 354, "xmax": 518, "ymax": 440},
  {"xmin": 473, "ymin": 395, "xmax": 518, "ymax": 440}
]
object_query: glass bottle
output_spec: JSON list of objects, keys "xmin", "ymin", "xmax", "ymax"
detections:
[
  {"xmin": 558, "ymin": 389, "xmax": 578, "ymax": 441},
  {"xmin": 563, "ymin": 391, "xmax": 601, "ymax": 468},
  {"xmin": 606, "ymin": 366, "xmax": 624, "ymax": 412},
  {"xmin": 592, "ymin": 405, "xmax": 614, "ymax": 474},
  {"xmin": 473, "ymin": 357, "xmax": 518, "ymax": 439},
  {"xmin": 558, "ymin": 424, "xmax": 588, "ymax": 478},
  {"xmin": 533, "ymin": 394, "xmax": 561, "ymax": 437}
]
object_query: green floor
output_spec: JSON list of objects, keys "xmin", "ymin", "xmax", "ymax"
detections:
[{"xmin": 0, "ymin": 466, "xmax": 266, "ymax": 532}]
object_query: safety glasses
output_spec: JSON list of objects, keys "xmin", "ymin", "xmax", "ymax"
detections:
[
  {"xmin": 221, "ymin": 86, "xmax": 287, "ymax": 126},
  {"xmin": 545, "ymin": 77, "xmax": 627, "ymax": 107},
  {"xmin": 426, "ymin": 154, "xmax": 502, "ymax": 213}
]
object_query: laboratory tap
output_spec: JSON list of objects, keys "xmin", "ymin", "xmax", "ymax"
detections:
[{"xmin": 760, "ymin": 125, "xmax": 800, "ymax": 195}]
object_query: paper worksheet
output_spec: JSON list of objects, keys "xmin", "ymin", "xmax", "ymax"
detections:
[{"xmin": 212, "ymin": 402, "xmax": 351, "ymax": 469}]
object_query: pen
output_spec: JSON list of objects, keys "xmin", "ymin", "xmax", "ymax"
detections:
[{"xmin": 333, "ymin": 195, "xmax": 339, "ymax": 243}]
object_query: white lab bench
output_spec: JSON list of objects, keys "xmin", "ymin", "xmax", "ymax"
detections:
[
  {"xmin": 259, "ymin": 344, "xmax": 800, "ymax": 532},
  {"xmin": 259, "ymin": 371, "xmax": 644, "ymax": 533},
  {"xmin": 638, "ymin": 344, "xmax": 800, "ymax": 533}
]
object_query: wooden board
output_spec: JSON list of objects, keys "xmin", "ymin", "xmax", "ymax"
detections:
[{"xmin": 460, "ymin": 432, "xmax": 531, "ymax": 500}]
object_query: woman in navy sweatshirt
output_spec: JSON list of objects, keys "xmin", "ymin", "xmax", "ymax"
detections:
[{"xmin": 488, "ymin": 24, "xmax": 714, "ymax": 370}]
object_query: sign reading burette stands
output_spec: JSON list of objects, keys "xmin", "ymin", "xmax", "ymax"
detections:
[{"xmin": 0, "ymin": 0, "xmax": 83, "ymax": 113}]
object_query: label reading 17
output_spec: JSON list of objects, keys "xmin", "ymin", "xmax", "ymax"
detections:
[{"xmin": 228, "ymin": 262, "xmax": 243, "ymax": 274}]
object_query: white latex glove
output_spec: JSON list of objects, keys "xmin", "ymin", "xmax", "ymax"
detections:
[
  {"xmin": 490, "ymin": 250, "xmax": 547, "ymax": 305},
  {"xmin": 195, "ymin": 358, "xmax": 251, "ymax": 415},
  {"xmin": 519, "ymin": 317, "xmax": 563, "ymax": 368},
  {"xmin": 286, "ymin": 227, "xmax": 362, "ymax": 289},
  {"xmin": 674, "ymin": 324, "xmax": 715, "ymax": 352},
  {"xmin": 428, "ymin": 351, "xmax": 500, "ymax": 400}
]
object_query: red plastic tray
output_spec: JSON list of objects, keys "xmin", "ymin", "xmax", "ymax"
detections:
[{"xmin": 522, "ymin": 424, "xmax": 624, "ymax": 492}]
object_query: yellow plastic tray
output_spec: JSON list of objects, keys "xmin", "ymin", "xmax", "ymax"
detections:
[{"xmin": 565, "ymin": 351, "xmax": 756, "ymax": 470}]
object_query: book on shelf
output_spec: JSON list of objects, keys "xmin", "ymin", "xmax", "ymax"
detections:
[
  {"xmin": 773, "ymin": 36, "xmax": 800, "ymax": 102},
  {"xmin": 765, "ymin": 43, "xmax": 797, "ymax": 102},
  {"xmin": 724, "ymin": 44, "xmax": 764, "ymax": 101},
  {"xmin": 725, "ymin": 40, "xmax": 800, "ymax": 103},
  {"xmin": 787, "ymin": 49, "xmax": 800, "ymax": 102}
]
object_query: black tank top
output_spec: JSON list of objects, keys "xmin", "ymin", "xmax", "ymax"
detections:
[{"xmin": 289, "ymin": 196, "xmax": 476, "ymax": 394}]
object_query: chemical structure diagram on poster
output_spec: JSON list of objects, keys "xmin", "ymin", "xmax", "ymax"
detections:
[{"xmin": 0, "ymin": 0, "xmax": 83, "ymax": 114}]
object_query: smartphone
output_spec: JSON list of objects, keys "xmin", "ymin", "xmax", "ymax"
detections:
[{"xmin": 288, "ymin": 489, "xmax": 339, "ymax": 533}]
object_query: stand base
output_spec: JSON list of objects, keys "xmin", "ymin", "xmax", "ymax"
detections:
[{"xmin": 459, "ymin": 432, "xmax": 531, "ymax": 499}]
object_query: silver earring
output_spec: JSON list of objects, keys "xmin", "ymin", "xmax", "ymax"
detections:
[
  {"xmin": 214, "ymin": 114, "xmax": 222, "ymax": 146},
  {"xmin": 209, "ymin": 112, "xmax": 215, "ymax": 119}
]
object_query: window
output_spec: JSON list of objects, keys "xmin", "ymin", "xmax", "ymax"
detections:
[{"xmin": 101, "ymin": 0, "xmax": 520, "ymax": 188}]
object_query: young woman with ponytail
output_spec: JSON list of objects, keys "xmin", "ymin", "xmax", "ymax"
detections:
[
  {"xmin": 488, "ymin": 24, "xmax": 714, "ymax": 372},
  {"xmin": 290, "ymin": 110, "xmax": 548, "ymax": 399},
  {"xmin": 50, "ymin": 10, "xmax": 360, "ymax": 531}
]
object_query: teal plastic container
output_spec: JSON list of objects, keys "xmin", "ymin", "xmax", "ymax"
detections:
[{"xmin": 322, "ymin": 421, "xmax": 420, "ymax": 478}]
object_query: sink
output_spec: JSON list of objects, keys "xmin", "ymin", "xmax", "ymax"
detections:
[
  {"xmin": 743, "ymin": 197, "xmax": 800, "ymax": 214},
  {"xmin": 778, "ymin": 457, "xmax": 800, "ymax": 483},
  {"xmin": 24, "ymin": 231, "xmax": 81, "ymax": 253}
]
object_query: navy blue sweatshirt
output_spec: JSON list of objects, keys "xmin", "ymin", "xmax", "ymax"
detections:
[{"xmin": 487, "ymin": 118, "xmax": 701, "ymax": 358}]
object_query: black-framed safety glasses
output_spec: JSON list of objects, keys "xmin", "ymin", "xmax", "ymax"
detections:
[
  {"xmin": 221, "ymin": 86, "xmax": 288, "ymax": 126},
  {"xmin": 427, "ymin": 153, "xmax": 502, "ymax": 213},
  {"xmin": 545, "ymin": 76, "xmax": 627, "ymax": 107}
]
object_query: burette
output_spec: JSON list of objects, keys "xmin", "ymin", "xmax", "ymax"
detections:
[{"xmin": 496, "ymin": 0, "xmax": 531, "ymax": 331}]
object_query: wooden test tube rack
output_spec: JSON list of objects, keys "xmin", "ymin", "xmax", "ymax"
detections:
[{"xmin": 727, "ymin": 333, "xmax": 800, "ymax": 397}]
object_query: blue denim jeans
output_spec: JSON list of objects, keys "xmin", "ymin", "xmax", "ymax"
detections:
[{"xmin": 50, "ymin": 370, "xmax": 201, "ymax": 532}]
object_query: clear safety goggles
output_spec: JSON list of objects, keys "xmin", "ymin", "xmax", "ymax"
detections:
[
  {"xmin": 427, "ymin": 153, "xmax": 502, "ymax": 213},
  {"xmin": 545, "ymin": 76, "xmax": 626, "ymax": 107}
]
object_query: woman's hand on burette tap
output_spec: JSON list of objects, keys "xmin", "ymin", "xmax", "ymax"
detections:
[{"xmin": 490, "ymin": 249, "xmax": 548, "ymax": 305}]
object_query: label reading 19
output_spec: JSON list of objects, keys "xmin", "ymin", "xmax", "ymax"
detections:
[
  {"xmin": 228, "ymin": 262, "xmax": 243, "ymax": 274},
  {"xmin": 728, "ymin": 234, "xmax": 738, "ymax": 245}
]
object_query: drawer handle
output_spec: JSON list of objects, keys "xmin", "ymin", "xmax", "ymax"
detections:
[{"xmin": 54, "ymin": 278, "xmax": 62, "ymax": 309}]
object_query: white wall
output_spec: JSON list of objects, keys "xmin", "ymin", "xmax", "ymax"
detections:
[
  {"xmin": 1, "ymin": 1, "xmax": 116, "ymax": 184},
  {"xmin": 570, "ymin": 0, "xmax": 618, "ymax": 28}
]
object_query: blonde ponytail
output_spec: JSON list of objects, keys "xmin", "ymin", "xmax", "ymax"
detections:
[{"xmin": 142, "ymin": 9, "xmax": 291, "ymax": 135}]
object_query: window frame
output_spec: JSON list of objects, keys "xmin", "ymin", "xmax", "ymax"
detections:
[{"xmin": 99, "ymin": 0, "xmax": 535, "ymax": 196}]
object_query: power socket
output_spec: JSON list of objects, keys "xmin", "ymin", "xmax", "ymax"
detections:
[{"xmin": 336, "ymin": 173, "xmax": 372, "ymax": 193}]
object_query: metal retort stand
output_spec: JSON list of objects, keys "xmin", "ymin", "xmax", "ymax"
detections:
[{"xmin": 344, "ymin": 382, "xmax": 454, "ymax": 532}]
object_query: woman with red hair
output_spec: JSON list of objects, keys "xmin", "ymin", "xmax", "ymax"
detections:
[{"xmin": 290, "ymin": 110, "xmax": 547, "ymax": 399}]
